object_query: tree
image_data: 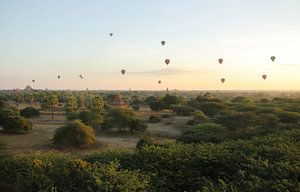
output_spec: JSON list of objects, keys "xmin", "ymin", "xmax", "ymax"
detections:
[
  {"xmin": 217, "ymin": 111, "xmax": 258, "ymax": 131},
  {"xmin": 198, "ymin": 102, "xmax": 227, "ymax": 117},
  {"xmin": 129, "ymin": 118, "xmax": 147, "ymax": 132},
  {"xmin": 86, "ymin": 96, "xmax": 104, "ymax": 110},
  {"xmin": 2, "ymin": 115, "xmax": 33, "ymax": 133},
  {"xmin": 53, "ymin": 120, "xmax": 96, "ymax": 147},
  {"xmin": 162, "ymin": 94, "xmax": 184, "ymax": 109},
  {"xmin": 170, "ymin": 105, "xmax": 196, "ymax": 116},
  {"xmin": 65, "ymin": 95, "xmax": 78, "ymax": 112},
  {"xmin": 0, "ymin": 108, "xmax": 19, "ymax": 126},
  {"xmin": 78, "ymin": 110, "xmax": 104, "ymax": 129},
  {"xmin": 148, "ymin": 101, "xmax": 164, "ymax": 112},
  {"xmin": 102, "ymin": 108, "xmax": 146, "ymax": 133},
  {"xmin": 20, "ymin": 107, "xmax": 40, "ymax": 118}
]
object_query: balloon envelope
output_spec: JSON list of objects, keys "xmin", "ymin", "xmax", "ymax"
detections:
[
  {"xmin": 32, "ymin": 80, "xmax": 35, "ymax": 83},
  {"xmin": 58, "ymin": 75, "xmax": 61, "ymax": 79},
  {"xmin": 221, "ymin": 78, "xmax": 225, "ymax": 83},
  {"xmin": 161, "ymin": 41, "xmax": 166, "ymax": 46},
  {"xmin": 79, "ymin": 75, "xmax": 83, "ymax": 79},
  {"xmin": 270, "ymin": 56, "xmax": 276, "ymax": 62},
  {"xmin": 262, "ymin": 74, "xmax": 267, "ymax": 80},
  {"xmin": 158, "ymin": 80, "xmax": 161, "ymax": 84},
  {"xmin": 121, "ymin": 69, "xmax": 126, "ymax": 75},
  {"xmin": 110, "ymin": 33, "xmax": 113, "ymax": 37},
  {"xmin": 165, "ymin": 59, "xmax": 170, "ymax": 65},
  {"xmin": 218, "ymin": 58, "xmax": 223, "ymax": 64}
]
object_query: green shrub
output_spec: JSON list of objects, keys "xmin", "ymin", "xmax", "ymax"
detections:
[
  {"xmin": 20, "ymin": 107, "xmax": 40, "ymax": 118},
  {"xmin": 84, "ymin": 149, "xmax": 135, "ymax": 169},
  {"xmin": 132, "ymin": 130, "xmax": 300, "ymax": 191},
  {"xmin": 148, "ymin": 115, "xmax": 161, "ymax": 123},
  {"xmin": 0, "ymin": 108, "xmax": 19, "ymax": 126},
  {"xmin": 178, "ymin": 123, "xmax": 229, "ymax": 144},
  {"xmin": 277, "ymin": 111, "xmax": 300, "ymax": 124},
  {"xmin": 231, "ymin": 96, "xmax": 252, "ymax": 103},
  {"xmin": 217, "ymin": 111, "xmax": 258, "ymax": 131},
  {"xmin": 0, "ymin": 152, "xmax": 150, "ymax": 192},
  {"xmin": 170, "ymin": 105, "xmax": 196, "ymax": 116},
  {"xmin": 198, "ymin": 102, "xmax": 227, "ymax": 117},
  {"xmin": 129, "ymin": 118, "xmax": 147, "ymax": 132},
  {"xmin": 186, "ymin": 110, "xmax": 209, "ymax": 126},
  {"xmin": 136, "ymin": 135, "xmax": 160, "ymax": 149},
  {"xmin": 66, "ymin": 111, "xmax": 79, "ymax": 121},
  {"xmin": 53, "ymin": 120, "xmax": 96, "ymax": 147},
  {"xmin": 79, "ymin": 110, "xmax": 104, "ymax": 129},
  {"xmin": 161, "ymin": 114, "xmax": 171, "ymax": 118},
  {"xmin": 102, "ymin": 108, "xmax": 142, "ymax": 133},
  {"xmin": 2, "ymin": 115, "xmax": 32, "ymax": 133}
]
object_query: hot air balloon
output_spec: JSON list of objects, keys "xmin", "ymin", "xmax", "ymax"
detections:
[
  {"xmin": 262, "ymin": 74, "xmax": 267, "ymax": 80},
  {"xmin": 158, "ymin": 80, "xmax": 162, "ymax": 84},
  {"xmin": 270, "ymin": 56, "xmax": 276, "ymax": 62},
  {"xmin": 221, "ymin": 78, "xmax": 225, "ymax": 83},
  {"xmin": 79, "ymin": 74, "xmax": 83, "ymax": 79},
  {"xmin": 218, "ymin": 58, "xmax": 223, "ymax": 64},
  {"xmin": 121, "ymin": 69, "xmax": 126, "ymax": 75},
  {"xmin": 57, "ymin": 75, "xmax": 61, "ymax": 79},
  {"xmin": 32, "ymin": 80, "xmax": 35, "ymax": 83},
  {"xmin": 161, "ymin": 41, "xmax": 166, "ymax": 46},
  {"xmin": 110, "ymin": 33, "xmax": 113, "ymax": 37},
  {"xmin": 165, "ymin": 59, "xmax": 170, "ymax": 65}
]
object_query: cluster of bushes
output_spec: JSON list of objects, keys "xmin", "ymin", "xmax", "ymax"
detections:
[
  {"xmin": 84, "ymin": 130, "xmax": 300, "ymax": 192},
  {"xmin": 20, "ymin": 107, "xmax": 40, "ymax": 118},
  {"xmin": 170, "ymin": 104, "xmax": 195, "ymax": 116},
  {"xmin": 53, "ymin": 120, "xmax": 96, "ymax": 148},
  {"xmin": 148, "ymin": 115, "xmax": 161, "ymax": 123},
  {"xmin": 0, "ymin": 153, "xmax": 150, "ymax": 192},
  {"xmin": 146, "ymin": 94, "xmax": 185, "ymax": 112},
  {"xmin": 0, "ymin": 108, "xmax": 32, "ymax": 133},
  {"xmin": 102, "ymin": 108, "xmax": 147, "ymax": 133}
]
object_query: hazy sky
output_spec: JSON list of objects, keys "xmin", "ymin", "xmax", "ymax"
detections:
[{"xmin": 1, "ymin": 0, "xmax": 300, "ymax": 90}]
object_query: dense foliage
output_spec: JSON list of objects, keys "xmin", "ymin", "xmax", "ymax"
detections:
[
  {"xmin": 102, "ymin": 108, "xmax": 147, "ymax": 132},
  {"xmin": 0, "ymin": 153, "xmax": 150, "ymax": 192},
  {"xmin": 53, "ymin": 120, "xmax": 96, "ymax": 147},
  {"xmin": 20, "ymin": 107, "xmax": 40, "ymax": 118}
]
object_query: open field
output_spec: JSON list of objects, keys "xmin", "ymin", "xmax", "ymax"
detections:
[{"xmin": 0, "ymin": 108, "xmax": 186, "ymax": 156}]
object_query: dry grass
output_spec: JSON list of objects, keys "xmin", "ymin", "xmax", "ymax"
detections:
[{"xmin": 0, "ymin": 108, "xmax": 187, "ymax": 156}]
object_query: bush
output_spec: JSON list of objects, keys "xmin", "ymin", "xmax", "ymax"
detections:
[
  {"xmin": 148, "ymin": 115, "xmax": 161, "ymax": 123},
  {"xmin": 129, "ymin": 118, "xmax": 147, "ymax": 132},
  {"xmin": 178, "ymin": 123, "xmax": 229, "ymax": 144},
  {"xmin": 53, "ymin": 120, "xmax": 96, "ymax": 147},
  {"xmin": 2, "ymin": 116, "xmax": 32, "ymax": 133},
  {"xmin": 217, "ymin": 111, "xmax": 258, "ymax": 131},
  {"xmin": 102, "ymin": 108, "xmax": 137, "ymax": 132},
  {"xmin": 197, "ymin": 102, "xmax": 227, "ymax": 117},
  {"xmin": 0, "ymin": 152, "xmax": 150, "ymax": 192},
  {"xmin": 79, "ymin": 110, "xmax": 104, "ymax": 129},
  {"xmin": 66, "ymin": 111, "xmax": 79, "ymax": 121},
  {"xmin": 20, "ymin": 107, "xmax": 40, "ymax": 118},
  {"xmin": 0, "ymin": 108, "xmax": 19, "ymax": 126},
  {"xmin": 84, "ymin": 150, "xmax": 135, "ymax": 169},
  {"xmin": 131, "ymin": 131, "xmax": 300, "ymax": 191},
  {"xmin": 148, "ymin": 101, "xmax": 164, "ymax": 112},
  {"xmin": 186, "ymin": 110, "xmax": 209, "ymax": 126},
  {"xmin": 161, "ymin": 114, "xmax": 171, "ymax": 118},
  {"xmin": 136, "ymin": 135, "xmax": 159, "ymax": 149},
  {"xmin": 231, "ymin": 96, "xmax": 252, "ymax": 103},
  {"xmin": 170, "ymin": 105, "xmax": 196, "ymax": 116},
  {"xmin": 277, "ymin": 111, "xmax": 300, "ymax": 124}
]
